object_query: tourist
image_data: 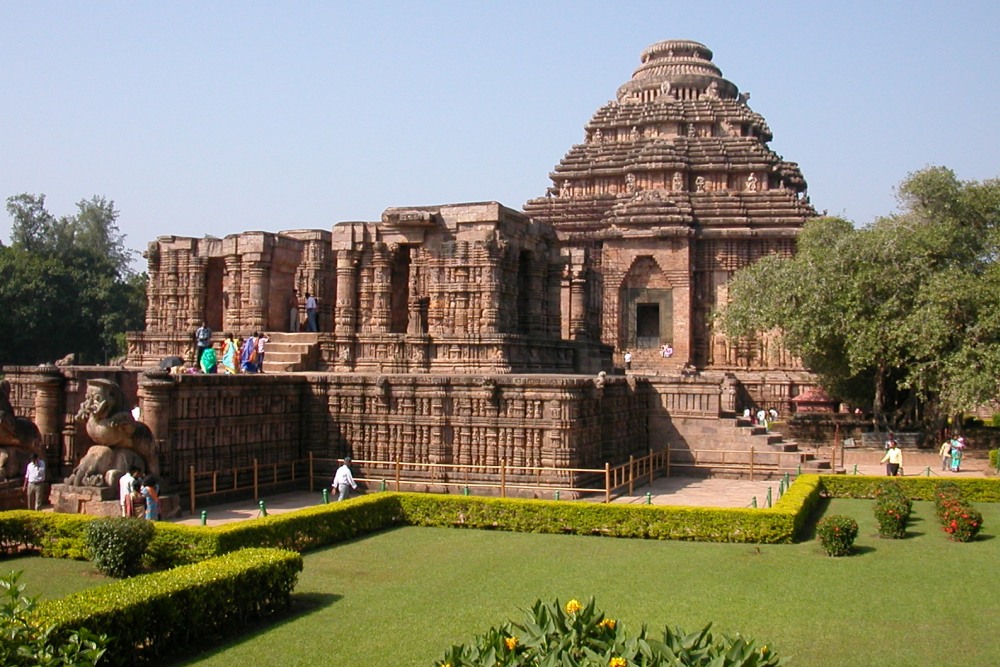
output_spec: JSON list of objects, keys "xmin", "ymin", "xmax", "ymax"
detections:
[
  {"xmin": 22, "ymin": 452, "xmax": 46, "ymax": 510},
  {"xmin": 221, "ymin": 333, "xmax": 239, "ymax": 374},
  {"xmin": 332, "ymin": 456, "xmax": 358, "ymax": 501},
  {"xmin": 305, "ymin": 292, "xmax": 318, "ymax": 332},
  {"xmin": 195, "ymin": 321, "xmax": 212, "ymax": 369},
  {"xmin": 881, "ymin": 440, "xmax": 903, "ymax": 476},
  {"xmin": 768, "ymin": 408, "xmax": 778, "ymax": 422},
  {"xmin": 141, "ymin": 477, "xmax": 160, "ymax": 520},
  {"xmin": 623, "ymin": 350, "xmax": 632, "ymax": 371},
  {"xmin": 119, "ymin": 465, "xmax": 139, "ymax": 517},
  {"xmin": 951, "ymin": 436, "xmax": 965, "ymax": 472},
  {"xmin": 125, "ymin": 477, "xmax": 145, "ymax": 518},
  {"xmin": 240, "ymin": 332, "xmax": 259, "ymax": 373},
  {"xmin": 256, "ymin": 332, "xmax": 270, "ymax": 373},
  {"xmin": 939, "ymin": 438, "xmax": 953, "ymax": 471},
  {"xmin": 200, "ymin": 344, "xmax": 218, "ymax": 373},
  {"xmin": 288, "ymin": 289, "xmax": 300, "ymax": 333},
  {"xmin": 884, "ymin": 433, "xmax": 896, "ymax": 450},
  {"xmin": 660, "ymin": 343, "xmax": 674, "ymax": 358}
]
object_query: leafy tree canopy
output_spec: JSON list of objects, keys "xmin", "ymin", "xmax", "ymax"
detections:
[
  {"xmin": 718, "ymin": 166, "xmax": 1000, "ymax": 429},
  {"xmin": 0, "ymin": 193, "xmax": 146, "ymax": 365}
]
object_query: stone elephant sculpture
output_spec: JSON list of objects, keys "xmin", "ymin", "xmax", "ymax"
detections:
[{"xmin": 64, "ymin": 445, "xmax": 146, "ymax": 488}]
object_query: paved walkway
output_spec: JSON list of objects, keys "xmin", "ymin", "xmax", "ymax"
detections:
[{"xmin": 170, "ymin": 449, "xmax": 994, "ymax": 526}]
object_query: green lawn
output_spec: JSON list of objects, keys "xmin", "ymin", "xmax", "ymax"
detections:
[
  {"xmin": 163, "ymin": 499, "xmax": 1000, "ymax": 667},
  {"xmin": 6, "ymin": 500, "xmax": 997, "ymax": 666}
]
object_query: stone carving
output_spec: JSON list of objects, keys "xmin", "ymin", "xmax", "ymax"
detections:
[
  {"xmin": 695, "ymin": 176, "xmax": 706, "ymax": 192},
  {"xmin": 704, "ymin": 81, "xmax": 720, "ymax": 99},
  {"xmin": 625, "ymin": 172, "xmax": 637, "ymax": 194},
  {"xmin": 0, "ymin": 380, "xmax": 41, "ymax": 481},
  {"xmin": 66, "ymin": 379, "xmax": 157, "ymax": 487},
  {"xmin": 672, "ymin": 171, "xmax": 684, "ymax": 192},
  {"xmin": 746, "ymin": 173, "xmax": 759, "ymax": 192}
]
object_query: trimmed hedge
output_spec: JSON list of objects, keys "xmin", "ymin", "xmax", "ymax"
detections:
[
  {"xmin": 33, "ymin": 547, "xmax": 303, "ymax": 666},
  {"xmin": 819, "ymin": 475, "xmax": 1000, "ymax": 502}
]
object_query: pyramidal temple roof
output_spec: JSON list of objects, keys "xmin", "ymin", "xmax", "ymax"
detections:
[{"xmin": 524, "ymin": 40, "xmax": 815, "ymax": 240}]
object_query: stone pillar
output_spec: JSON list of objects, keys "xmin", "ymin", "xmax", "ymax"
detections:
[
  {"xmin": 480, "ymin": 262, "xmax": 500, "ymax": 334},
  {"xmin": 138, "ymin": 370, "xmax": 174, "ymax": 479},
  {"xmin": 243, "ymin": 260, "xmax": 270, "ymax": 331},
  {"xmin": 569, "ymin": 267, "xmax": 587, "ymax": 341},
  {"xmin": 370, "ymin": 243, "xmax": 391, "ymax": 333},
  {"xmin": 33, "ymin": 365, "xmax": 64, "ymax": 464},
  {"xmin": 334, "ymin": 249, "xmax": 358, "ymax": 335},
  {"xmin": 223, "ymin": 254, "xmax": 243, "ymax": 332}
]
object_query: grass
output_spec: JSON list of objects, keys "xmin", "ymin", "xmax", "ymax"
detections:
[
  {"xmin": 161, "ymin": 499, "xmax": 1000, "ymax": 667},
  {"xmin": 1, "ymin": 555, "xmax": 109, "ymax": 600}
]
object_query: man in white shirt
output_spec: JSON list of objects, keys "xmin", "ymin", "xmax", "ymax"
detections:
[
  {"xmin": 23, "ymin": 453, "xmax": 47, "ymax": 510},
  {"xmin": 119, "ymin": 466, "xmax": 139, "ymax": 517},
  {"xmin": 333, "ymin": 456, "xmax": 358, "ymax": 501},
  {"xmin": 305, "ymin": 292, "xmax": 318, "ymax": 332}
]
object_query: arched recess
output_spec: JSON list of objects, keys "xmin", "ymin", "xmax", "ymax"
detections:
[{"xmin": 619, "ymin": 255, "xmax": 673, "ymax": 350}]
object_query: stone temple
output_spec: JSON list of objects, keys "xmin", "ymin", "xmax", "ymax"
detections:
[{"xmin": 2, "ymin": 40, "xmax": 828, "ymax": 512}]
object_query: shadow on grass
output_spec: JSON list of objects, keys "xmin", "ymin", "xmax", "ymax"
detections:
[
  {"xmin": 168, "ymin": 592, "xmax": 341, "ymax": 666},
  {"xmin": 796, "ymin": 496, "xmax": 829, "ymax": 541},
  {"xmin": 851, "ymin": 545, "xmax": 877, "ymax": 555}
]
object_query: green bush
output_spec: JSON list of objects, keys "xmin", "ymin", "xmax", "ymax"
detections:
[
  {"xmin": 435, "ymin": 597, "xmax": 786, "ymax": 667},
  {"xmin": 34, "ymin": 547, "xmax": 303, "ymax": 666},
  {"xmin": 816, "ymin": 514, "xmax": 858, "ymax": 557},
  {"xmin": 85, "ymin": 517, "xmax": 155, "ymax": 578},
  {"xmin": 819, "ymin": 475, "xmax": 1000, "ymax": 502},
  {"xmin": 873, "ymin": 498, "xmax": 909, "ymax": 539},
  {"xmin": 934, "ymin": 481, "xmax": 984, "ymax": 542},
  {"xmin": 989, "ymin": 449, "xmax": 998, "ymax": 470},
  {"xmin": 0, "ymin": 571, "xmax": 107, "ymax": 666}
]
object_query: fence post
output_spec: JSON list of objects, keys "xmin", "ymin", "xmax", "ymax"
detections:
[
  {"xmin": 309, "ymin": 451, "xmax": 314, "ymax": 492},
  {"xmin": 649, "ymin": 448, "xmax": 654, "ymax": 484},
  {"xmin": 628, "ymin": 455, "xmax": 635, "ymax": 495},
  {"xmin": 501, "ymin": 459, "xmax": 507, "ymax": 498},
  {"xmin": 395, "ymin": 458, "xmax": 401, "ymax": 492},
  {"xmin": 189, "ymin": 465, "xmax": 196, "ymax": 514},
  {"xmin": 750, "ymin": 446, "xmax": 755, "ymax": 482},
  {"xmin": 766, "ymin": 486, "xmax": 772, "ymax": 508},
  {"xmin": 605, "ymin": 462, "xmax": 611, "ymax": 504},
  {"xmin": 665, "ymin": 444, "xmax": 671, "ymax": 478},
  {"xmin": 751, "ymin": 496, "xmax": 757, "ymax": 508},
  {"xmin": 253, "ymin": 458, "xmax": 259, "ymax": 501}
]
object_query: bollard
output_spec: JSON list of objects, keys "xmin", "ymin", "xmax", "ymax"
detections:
[
  {"xmin": 766, "ymin": 487, "xmax": 772, "ymax": 508},
  {"xmin": 645, "ymin": 491, "xmax": 652, "ymax": 505},
  {"xmin": 925, "ymin": 466, "xmax": 931, "ymax": 477},
  {"xmin": 853, "ymin": 464, "xmax": 859, "ymax": 475},
  {"xmin": 200, "ymin": 510, "xmax": 207, "ymax": 526},
  {"xmin": 797, "ymin": 464, "xmax": 802, "ymax": 476},
  {"xmin": 463, "ymin": 485, "xmax": 470, "ymax": 496},
  {"xmin": 554, "ymin": 490, "xmax": 560, "ymax": 501},
  {"xmin": 322, "ymin": 488, "xmax": 329, "ymax": 504},
  {"xmin": 258, "ymin": 500, "xmax": 268, "ymax": 517},
  {"xmin": 751, "ymin": 496, "xmax": 757, "ymax": 508},
  {"xmin": 380, "ymin": 479, "xmax": 387, "ymax": 492},
  {"xmin": 784, "ymin": 472, "xmax": 790, "ymax": 488}
]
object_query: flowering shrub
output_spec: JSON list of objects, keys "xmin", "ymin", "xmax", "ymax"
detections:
[
  {"xmin": 816, "ymin": 514, "xmax": 859, "ymax": 556},
  {"xmin": 872, "ymin": 481, "xmax": 910, "ymax": 539},
  {"xmin": 435, "ymin": 597, "xmax": 786, "ymax": 666},
  {"xmin": 934, "ymin": 481, "xmax": 983, "ymax": 542}
]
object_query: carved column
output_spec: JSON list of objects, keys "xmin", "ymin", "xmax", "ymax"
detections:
[
  {"xmin": 223, "ymin": 254, "xmax": 243, "ymax": 332},
  {"xmin": 187, "ymin": 255, "xmax": 208, "ymax": 330},
  {"xmin": 526, "ymin": 256, "xmax": 545, "ymax": 335},
  {"xmin": 569, "ymin": 267, "xmax": 587, "ymax": 341},
  {"xmin": 138, "ymin": 370, "xmax": 174, "ymax": 478},
  {"xmin": 370, "ymin": 243, "xmax": 391, "ymax": 333},
  {"xmin": 334, "ymin": 249, "xmax": 358, "ymax": 335},
  {"xmin": 243, "ymin": 259, "xmax": 269, "ymax": 331},
  {"xmin": 480, "ymin": 261, "xmax": 500, "ymax": 334},
  {"xmin": 33, "ymin": 365, "xmax": 65, "ymax": 464}
]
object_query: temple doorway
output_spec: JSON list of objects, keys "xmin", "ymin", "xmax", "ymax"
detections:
[
  {"xmin": 620, "ymin": 256, "xmax": 673, "ymax": 350},
  {"xmin": 205, "ymin": 258, "xmax": 225, "ymax": 332}
]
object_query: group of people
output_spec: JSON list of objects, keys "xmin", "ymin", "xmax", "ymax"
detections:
[
  {"xmin": 289, "ymin": 290, "xmax": 319, "ymax": 333},
  {"xmin": 189, "ymin": 324, "xmax": 270, "ymax": 374},
  {"xmin": 939, "ymin": 435, "xmax": 967, "ymax": 472},
  {"xmin": 118, "ymin": 466, "xmax": 161, "ymax": 520}
]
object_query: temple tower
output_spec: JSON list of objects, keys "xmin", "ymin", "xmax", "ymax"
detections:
[{"xmin": 524, "ymin": 40, "xmax": 815, "ymax": 372}]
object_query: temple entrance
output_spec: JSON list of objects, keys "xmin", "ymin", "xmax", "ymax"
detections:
[
  {"xmin": 205, "ymin": 258, "xmax": 225, "ymax": 332},
  {"xmin": 390, "ymin": 246, "xmax": 411, "ymax": 334},
  {"xmin": 620, "ymin": 256, "xmax": 672, "ymax": 349}
]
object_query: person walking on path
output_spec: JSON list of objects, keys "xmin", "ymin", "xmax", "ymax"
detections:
[
  {"xmin": 881, "ymin": 441, "xmax": 903, "ymax": 476},
  {"xmin": 939, "ymin": 439, "xmax": 954, "ymax": 471},
  {"xmin": 305, "ymin": 292, "xmax": 318, "ymax": 332},
  {"xmin": 950, "ymin": 436, "xmax": 965, "ymax": 472},
  {"xmin": 332, "ymin": 457, "xmax": 358, "ymax": 501},
  {"xmin": 23, "ymin": 453, "xmax": 47, "ymax": 510}
]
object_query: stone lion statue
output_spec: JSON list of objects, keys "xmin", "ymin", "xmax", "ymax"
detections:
[
  {"xmin": 0, "ymin": 380, "xmax": 42, "ymax": 481},
  {"xmin": 66, "ymin": 378, "xmax": 158, "ymax": 487}
]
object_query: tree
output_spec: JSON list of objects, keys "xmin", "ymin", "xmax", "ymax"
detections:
[
  {"xmin": 718, "ymin": 167, "xmax": 1000, "ymax": 429},
  {"xmin": 0, "ymin": 193, "xmax": 146, "ymax": 365}
]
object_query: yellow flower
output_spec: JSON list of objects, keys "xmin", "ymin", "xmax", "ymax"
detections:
[
  {"xmin": 504, "ymin": 636, "xmax": 518, "ymax": 651},
  {"xmin": 565, "ymin": 599, "xmax": 583, "ymax": 614},
  {"xmin": 609, "ymin": 658, "xmax": 627, "ymax": 667},
  {"xmin": 760, "ymin": 645, "xmax": 768, "ymax": 655},
  {"xmin": 598, "ymin": 618, "xmax": 617, "ymax": 630}
]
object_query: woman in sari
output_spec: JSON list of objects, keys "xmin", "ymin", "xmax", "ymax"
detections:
[
  {"xmin": 240, "ymin": 333, "xmax": 258, "ymax": 373},
  {"xmin": 221, "ymin": 333, "xmax": 238, "ymax": 374}
]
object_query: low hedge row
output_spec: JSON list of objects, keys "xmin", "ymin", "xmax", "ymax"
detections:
[
  {"xmin": 819, "ymin": 475, "xmax": 1000, "ymax": 502},
  {"xmin": 33, "ymin": 547, "xmax": 303, "ymax": 666}
]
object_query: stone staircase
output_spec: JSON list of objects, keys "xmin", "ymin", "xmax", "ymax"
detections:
[
  {"xmin": 260, "ymin": 332, "xmax": 320, "ymax": 373},
  {"xmin": 730, "ymin": 415, "xmax": 832, "ymax": 476}
]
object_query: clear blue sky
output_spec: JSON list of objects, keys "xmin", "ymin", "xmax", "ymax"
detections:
[{"xmin": 2, "ymin": 1, "xmax": 997, "ymax": 269}]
